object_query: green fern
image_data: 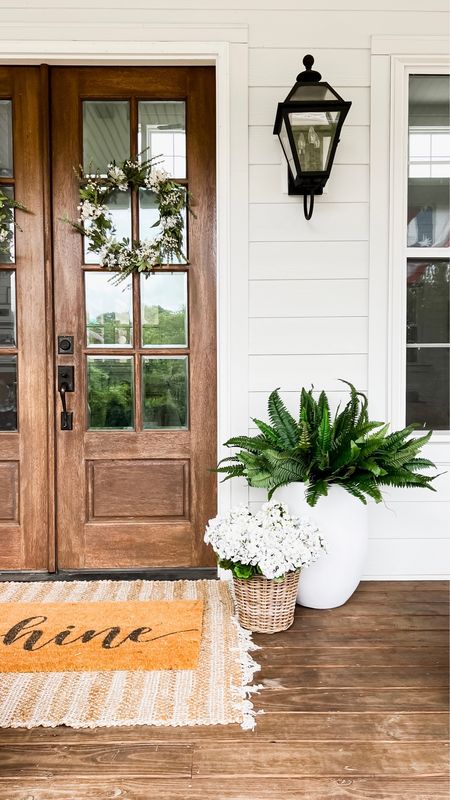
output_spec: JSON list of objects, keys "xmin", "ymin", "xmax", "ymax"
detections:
[
  {"xmin": 267, "ymin": 389, "xmax": 298, "ymax": 448},
  {"xmin": 215, "ymin": 381, "xmax": 440, "ymax": 507}
]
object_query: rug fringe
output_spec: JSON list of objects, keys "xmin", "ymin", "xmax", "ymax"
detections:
[{"xmin": 230, "ymin": 613, "xmax": 264, "ymax": 731}]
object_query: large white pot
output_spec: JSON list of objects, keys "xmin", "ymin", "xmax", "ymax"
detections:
[{"xmin": 274, "ymin": 483, "xmax": 369, "ymax": 609}]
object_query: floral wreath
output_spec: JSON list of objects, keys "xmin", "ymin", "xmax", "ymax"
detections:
[
  {"xmin": 0, "ymin": 190, "xmax": 27, "ymax": 257},
  {"xmin": 67, "ymin": 157, "xmax": 189, "ymax": 284}
]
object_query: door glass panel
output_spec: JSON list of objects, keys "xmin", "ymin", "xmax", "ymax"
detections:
[
  {"xmin": 406, "ymin": 347, "xmax": 450, "ymax": 430},
  {"xmin": 83, "ymin": 101, "xmax": 130, "ymax": 175},
  {"xmin": 407, "ymin": 260, "xmax": 450, "ymax": 344},
  {"xmin": 87, "ymin": 356, "xmax": 134, "ymax": 430},
  {"xmin": 138, "ymin": 101, "xmax": 186, "ymax": 178},
  {"xmin": 0, "ymin": 100, "xmax": 13, "ymax": 177},
  {"xmin": 84, "ymin": 190, "xmax": 132, "ymax": 264},
  {"xmin": 0, "ymin": 355, "xmax": 17, "ymax": 430},
  {"xmin": 0, "ymin": 186, "xmax": 15, "ymax": 264},
  {"xmin": 0, "ymin": 271, "xmax": 16, "ymax": 346},
  {"xmin": 408, "ymin": 75, "xmax": 450, "ymax": 247},
  {"xmin": 141, "ymin": 272, "xmax": 187, "ymax": 347},
  {"xmin": 139, "ymin": 189, "xmax": 186, "ymax": 262},
  {"xmin": 85, "ymin": 272, "xmax": 133, "ymax": 347},
  {"xmin": 142, "ymin": 356, "xmax": 188, "ymax": 429}
]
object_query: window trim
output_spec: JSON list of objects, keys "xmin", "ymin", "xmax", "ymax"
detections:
[{"xmin": 369, "ymin": 40, "xmax": 450, "ymax": 456}]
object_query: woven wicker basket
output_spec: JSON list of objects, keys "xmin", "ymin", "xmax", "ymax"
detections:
[{"xmin": 232, "ymin": 570, "xmax": 300, "ymax": 634}]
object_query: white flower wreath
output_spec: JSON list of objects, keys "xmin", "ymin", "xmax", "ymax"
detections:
[
  {"xmin": 67, "ymin": 157, "xmax": 189, "ymax": 284},
  {"xmin": 0, "ymin": 189, "xmax": 27, "ymax": 258}
]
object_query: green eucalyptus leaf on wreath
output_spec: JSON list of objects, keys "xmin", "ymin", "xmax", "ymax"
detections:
[{"xmin": 0, "ymin": 189, "xmax": 28, "ymax": 256}]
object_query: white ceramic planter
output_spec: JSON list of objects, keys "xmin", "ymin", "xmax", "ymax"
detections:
[{"xmin": 274, "ymin": 483, "xmax": 369, "ymax": 609}]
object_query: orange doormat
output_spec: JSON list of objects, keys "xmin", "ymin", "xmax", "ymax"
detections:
[
  {"xmin": 0, "ymin": 580, "xmax": 262, "ymax": 730},
  {"xmin": 0, "ymin": 599, "xmax": 203, "ymax": 673}
]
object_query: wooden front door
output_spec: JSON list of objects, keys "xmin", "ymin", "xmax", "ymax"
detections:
[
  {"xmin": 0, "ymin": 67, "xmax": 51, "ymax": 570},
  {"xmin": 0, "ymin": 65, "xmax": 217, "ymax": 572}
]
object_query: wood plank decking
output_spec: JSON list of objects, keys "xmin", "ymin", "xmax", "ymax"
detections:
[{"xmin": 0, "ymin": 580, "xmax": 448, "ymax": 799}]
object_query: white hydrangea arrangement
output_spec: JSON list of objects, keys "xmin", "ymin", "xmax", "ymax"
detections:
[
  {"xmin": 66, "ymin": 158, "xmax": 188, "ymax": 284},
  {"xmin": 204, "ymin": 501, "xmax": 326, "ymax": 580}
]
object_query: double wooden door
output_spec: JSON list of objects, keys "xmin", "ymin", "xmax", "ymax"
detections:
[{"xmin": 0, "ymin": 65, "xmax": 217, "ymax": 571}]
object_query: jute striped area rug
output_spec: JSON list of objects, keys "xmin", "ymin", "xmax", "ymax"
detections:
[{"xmin": 0, "ymin": 579, "xmax": 262, "ymax": 730}]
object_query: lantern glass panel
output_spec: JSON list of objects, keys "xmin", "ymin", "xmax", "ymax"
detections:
[
  {"xmin": 288, "ymin": 110, "xmax": 340, "ymax": 173},
  {"xmin": 290, "ymin": 84, "xmax": 338, "ymax": 102},
  {"xmin": 279, "ymin": 118, "xmax": 296, "ymax": 176}
]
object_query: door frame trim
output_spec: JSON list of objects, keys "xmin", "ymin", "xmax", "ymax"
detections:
[{"xmin": 0, "ymin": 31, "xmax": 250, "ymax": 571}]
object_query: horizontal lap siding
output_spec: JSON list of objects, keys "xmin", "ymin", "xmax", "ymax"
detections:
[
  {"xmin": 245, "ymin": 12, "xmax": 449, "ymax": 578},
  {"xmin": 0, "ymin": 1, "xmax": 448, "ymax": 577}
]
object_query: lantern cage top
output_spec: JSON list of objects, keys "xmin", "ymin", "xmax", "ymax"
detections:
[{"xmin": 274, "ymin": 54, "xmax": 352, "ymax": 203}]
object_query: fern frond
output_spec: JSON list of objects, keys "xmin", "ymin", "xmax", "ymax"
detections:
[
  {"xmin": 251, "ymin": 417, "xmax": 282, "ymax": 446},
  {"xmin": 267, "ymin": 389, "xmax": 299, "ymax": 448},
  {"xmin": 224, "ymin": 434, "xmax": 271, "ymax": 453}
]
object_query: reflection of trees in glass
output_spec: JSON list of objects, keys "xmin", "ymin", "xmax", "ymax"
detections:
[
  {"xmin": 87, "ymin": 359, "xmax": 133, "ymax": 429},
  {"xmin": 0, "ymin": 358, "xmax": 17, "ymax": 431},
  {"xmin": 407, "ymin": 261, "xmax": 450, "ymax": 343},
  {"xmin": 143, "ymin": 357, "xmax": 188, "ymax": 428},
  {"xmin": 142, "ymin": 305, "xmax": 186, "ymax": 346},
  {"xmin": 87, "ymin": 311, "xmax": 132, "ymax": 347}
]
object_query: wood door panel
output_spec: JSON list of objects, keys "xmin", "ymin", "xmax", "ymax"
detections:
[
  {"xmin": 0, "ymin": 462, "xmax": 19, "ymax": 520},
  {"xmin": 51, "ymin": 67, "xmax": 216, "ymax": 569},
  {"xmin": 0, "ymin": 67, "xmax": 50, "ymax": 570},
  {"xmin": 83, "ymin": 522, "xmax": 192, "ymax": 568},
  {"xmin": 88, "ymin": 459, "xmax": 189, "ymax": 520},
  {"xmin": 0, "ymin": 434, "xmax": 19, "ymax": 460},
  {"xmin": 0, "ymin": 527, "xmax": 22, "ymax": 568},
  {"xmin": 85, "ymin": 431, "xmax": 190, "ymax": 460}
]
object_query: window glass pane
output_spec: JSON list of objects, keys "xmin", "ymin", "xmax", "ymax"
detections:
[
  {"xmin": 406, "ymin": 347, "xmax": 450, "ymax": 430},
  {"xmin": 83, "ymin": 101, "xmax": 130, "ymax": 175},
  {"xmin": 0, "ymin": 271, "xmax": 16, "ymax": 347},
  {"xmin": 141, "ymin": 272, "xmax": 187, "ymax": 347},
  {"xmin": 138, "ymin": 101, "xmax": 186, "ymax": 178},
  {"xmin": 85, "ymin": 272, "xmax": 133, "ymax": 347},
  {"xmin": 0, "ymin": 355, "xmax": 17, "ymax": 431},
  {"xmin": 142, "ymin": 356, "xmax": 188, "ymax": 429},
  {"xmin": 139, "ymin": 189, "xmax": 186, "ymax": 263},
  {"xmin": 84, "ymin": 190, "xmax": 131, "ymax": 264},
  {"xmin": 408, "ymin": 75, "xmax": 450, "ymax": 247},
  {"xmin": 407, "ymin": 260, "xmax": 450, "ymax": 344},
  {"xmin": 0, "ymin": 100, "xmax": 13, "ymax": 177},
  {"xmin": 0, "ymin": 186, "xmax": 15, "ymax": 264},
  {"xmin": 87, "ymin": 356, "xmax": 134, "ymax": 430}
]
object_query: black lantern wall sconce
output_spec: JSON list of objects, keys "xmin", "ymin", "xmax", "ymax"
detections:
[{"xmin": 273, "ymin": 54, "xmax": 352, "ymax": 220}]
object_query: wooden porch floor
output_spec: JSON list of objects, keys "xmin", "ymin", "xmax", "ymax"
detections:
[{"xmin": 0, "ymin": 580, "xmax": 448, "ymax": 799}]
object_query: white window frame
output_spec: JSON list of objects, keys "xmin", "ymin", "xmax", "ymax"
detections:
[{"xmin": 369, "ymin": 37, "xmax": 450, "ymax": 462}]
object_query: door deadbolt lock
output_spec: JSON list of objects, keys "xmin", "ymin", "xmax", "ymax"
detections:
[{"xmin": 58, "ymin": 335, "xmax": 74, "ymax": 354}]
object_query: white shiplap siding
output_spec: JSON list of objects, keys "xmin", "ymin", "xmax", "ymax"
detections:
[{"xmin": 0, "ymin": 0, "xmax": 448, "ymax": 577}]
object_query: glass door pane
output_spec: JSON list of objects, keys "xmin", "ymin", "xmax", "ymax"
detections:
[
  {"xmin": 141, "ymin": 272, "xmax": 188, "ymax": 347},
  {"xmin": 85, "ymin": 272, "xmax": 133, "ymax": 347},
  {"xmin": 138, "ymin": 101, "xmax": 186, "ymax": 177},
  {"xmin": 83, "ymin": 101, "xmax": 130, "ymax": 174}
]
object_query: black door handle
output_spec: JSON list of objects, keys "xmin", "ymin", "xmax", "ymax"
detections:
[{"xmin": 57, "ymin": 366, "xmax": 74, "ymax": 430}]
